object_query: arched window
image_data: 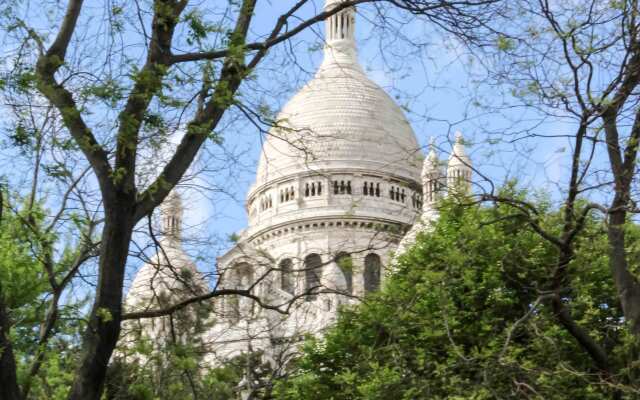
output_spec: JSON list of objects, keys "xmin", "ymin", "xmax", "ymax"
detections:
[
  {"xmin": 318, "ymin": 182, "xmax": 322, "ymax": 195},
  {"xmin": 233, "ymin": 262, "xmax": 253, "ymax": 288},
  {"xmin": 231, "ymin": 262, "xmax": 254, "ymax": 317},
  {"xmin": 363, "ymin": 181, "xmax": 369, "ymax": 196},
  {"xmin": 335, "ymin": 252, "xmax": 353, "ymax": 294},
  {"xmin": 364, "ymin": 253, "xmax": 381, "ymax": 293},
  {"xmin": 280, "ymin": 258, "xmax": 294, "ymax": 295},
  {"xmin": 304, "ymin": 254, "xmax": 322, "ymax": 300}
]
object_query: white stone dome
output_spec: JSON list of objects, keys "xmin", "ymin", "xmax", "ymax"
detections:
[
  {"xmin": 126, "ymin": 242, "xmax": 206, "ymax": 310},
  {"xmin": 243, "ymin": 1, "xmax": 422, "ymax": 237},
  {"xmin": 126, "ymin": 191, "xmax": 207, "ymax": 311},
  {"xmin": 255, "ymin": 61, "xmax": 421, "ymax": 188}
]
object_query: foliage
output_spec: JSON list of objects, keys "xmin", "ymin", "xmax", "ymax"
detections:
[
  {"xmin": 106, "ymin": 338, "xmax": 267, "ymax": 400},
  {"xmin": 104, "ymin": 290, "xmax": 254, "ymax": 400},
  {"xmin": 0, "ymin": 199, "xmax": 46, "ymax": 310},
  {"xmin": 105, "ymin": 341, "xmax": 209, "ymax": 400},
  {"xmin": 0, "ymin": 193, "xmax": 83, "ymax": 399},
  {"xmin": 273, "ymin": 194, "xmax": 640, "ymax": 399}
]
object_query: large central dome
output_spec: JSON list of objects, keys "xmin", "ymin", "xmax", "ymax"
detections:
[
  {"xmin": 245, "ymin": 0, "xmax": 422, "ymax": 236},
  {"xmin": 253, "ymin": 2, "xmax": 420, "ymax": 191},
  {"xmin": 255, "ymin": 61, "xmax": 421, "ymax": 187}
]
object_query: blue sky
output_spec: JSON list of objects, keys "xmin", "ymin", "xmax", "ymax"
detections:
[{"xmin": 0, "ymin": 1, "xmax": 581, "ymax": 284}]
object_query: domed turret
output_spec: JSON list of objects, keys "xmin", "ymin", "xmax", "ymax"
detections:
[
  {"xmin": 447, "ymin": 132, "xmax": 472, "ymax": 194},
  {"xmin": 126, "ymin": 190, "xmax": 205, "ymax": 312},
  {"xmin": 120, "ymin": 190, "xmax": 208, "ymax": 359}
]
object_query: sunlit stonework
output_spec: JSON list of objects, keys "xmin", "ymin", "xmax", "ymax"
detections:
[{"xmin": 124, "ymin": 0, "xmax": 472, "ymax": 368}]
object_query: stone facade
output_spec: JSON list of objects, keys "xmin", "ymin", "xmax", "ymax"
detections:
[{"xmin": 123, "ymin": 0, "xmax": 473, "ymax": 367}]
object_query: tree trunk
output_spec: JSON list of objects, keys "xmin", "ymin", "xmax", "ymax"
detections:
[
  {"xmin": 68, "ymin": 200, "xmax": 135, "ymax": 400},
  {"xmin": 0, "ymin": 281, "xmax": 22, "ymax": 400},
  {"xmin": 608, "ymin": 207, "xmax": 640, "ymax": 335}
]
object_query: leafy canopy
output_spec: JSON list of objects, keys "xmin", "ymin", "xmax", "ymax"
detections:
[{"xmin": 274, "ymin": 193, "xmax": 640, "ymax": 399}]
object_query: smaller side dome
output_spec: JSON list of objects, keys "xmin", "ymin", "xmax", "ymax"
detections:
[{"xmin": 126, "ymin": 190, "xmax": 206, "ymax": 311}]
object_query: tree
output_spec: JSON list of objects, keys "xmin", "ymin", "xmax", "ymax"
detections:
[
  {"xmin": 0, "ymin": 1, "xmax": 504, "ymax": 398},
  {"xmin": 0, "ymin": 190, "xmax": 24, "ymax": 400},
  {"xmin": 0, "ymin": 188, "xmax": 90, "ymax": 400},
  {"xmin": 469, "ymin": 0, "xmax": 640, "ymax": 340},
  {"xmin": 273, "ymin": 194, "xmax": 640, "ymax": 399}
]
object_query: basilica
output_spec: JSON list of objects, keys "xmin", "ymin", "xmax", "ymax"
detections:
[{"xmin": 123, "ymin": 0, "xmax": 472, "ymax": 366}]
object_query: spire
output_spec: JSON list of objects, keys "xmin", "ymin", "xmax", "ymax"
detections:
[
  {"xmin": 422, "ymin": 138, "xmax": 439, "ymax": 177},
  {"xmin": 160, "ymin": 190, "xmax": 183, "ymax": 243},
  {"xmin": 447, "ymin": 132, "xmax": 472, "ymax": 194},
  {"xmin": 322, "ymin": 0, "xmax": 358, "ymax": 67},
  {"xmin": 449, "ymin": 132, "xmax": 470, "ymax": 163},
  {"xmin": 422, "ymin": 137, "xmax": 442, "ymax": 204}
]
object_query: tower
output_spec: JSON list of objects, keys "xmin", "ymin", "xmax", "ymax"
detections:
[
  {"xmin": 121, "ymin": 190, "xmax": 207, "ymax": 358},
  {"xmin": 396, "ymin": 139, "xmax": 444, "ymax": 255},
  {"xmin": 324, "ymin": 0, "xmax": 357, "ymax": 63},
  {"xmin": 422, "ymin": 138, "xmax": 444, "ymax": 205},
  {"xmin": 447, "ymin": 132, "xmax": 472, "ymax": 194},
  {"xmin": 160, "ymin": 190, "xmax": 183, "ymax": 242}
]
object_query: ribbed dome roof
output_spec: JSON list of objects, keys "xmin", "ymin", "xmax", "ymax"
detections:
[
  {"xmin": 254, "ymin": 1, "xmax": 420, "ymax": 190},
  {"xmin": 126, "ymin": 191, "xmax": 206, "ymax": 311},
  {"xmin": 255, "ymin": 63, "xmax": 421, "ymax": 187},
  {"xmin": 126, "ymin": 243, "xmax": 206, "ymax": 310}
]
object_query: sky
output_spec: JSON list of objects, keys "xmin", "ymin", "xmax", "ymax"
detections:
[{"xmin": 0, "ymin": 0, "xmax": 583, "ymax": 285}]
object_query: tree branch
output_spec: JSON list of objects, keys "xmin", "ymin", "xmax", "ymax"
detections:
[{"xmin": 34, "ymin": 0, "xmax": 114, "ymax": 196}]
